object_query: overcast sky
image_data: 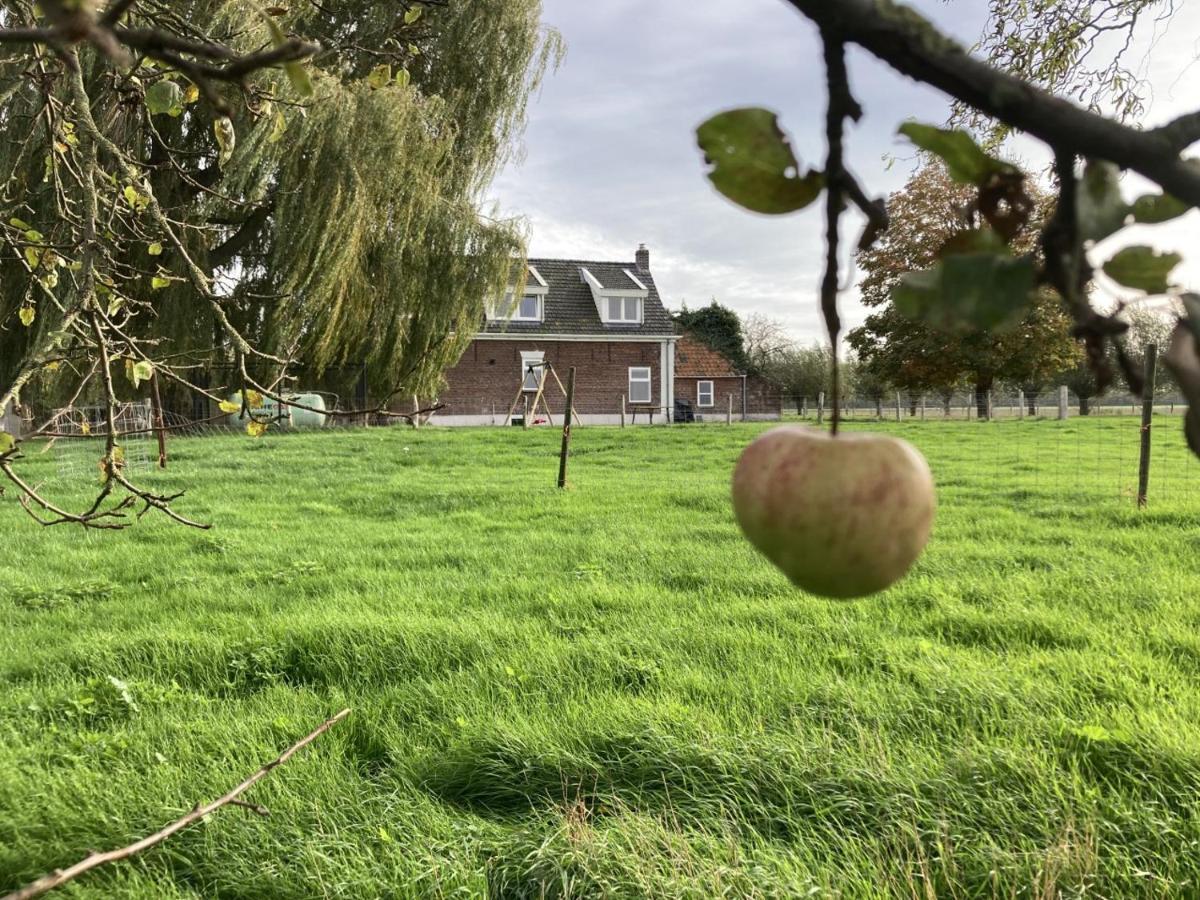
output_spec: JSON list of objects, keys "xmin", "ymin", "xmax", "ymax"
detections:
[{"xmin": 488, "ymin": 0, "xmax": 1200, "ymax": 344}]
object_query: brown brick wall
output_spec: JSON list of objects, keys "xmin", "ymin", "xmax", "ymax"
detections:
[
  {"xmin": 434, "ymin": 339, "xmax": 665, "ymax": 417},
  {"xmin": 675, "ymin": 375, "xmax": 782, "ymax": 418}
]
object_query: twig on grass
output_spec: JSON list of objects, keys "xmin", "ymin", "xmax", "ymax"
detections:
[{"xmin": 2, "ymin": 708, "xmax": 351, "ymax": 900}]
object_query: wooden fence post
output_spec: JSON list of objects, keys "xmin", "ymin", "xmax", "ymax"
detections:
[
  {"xmin": 727, "ymin": 393, "xmax": 733, "ymax": 426},
  {"xmin": 491, "ymin": 402, "xmax": 496, "ymax": 426},
  {"xmin": 1058, "ymin": 385, "xmax": 1069, "ymax": 420},
  {"xmin": 919, "ymin": 394, "xmax": 925, "ymax": 420},
  {"xmin": 620, "ymin": 394, "xmax": 626, "ymax": 428},
  {"xmin": 522, "ymin": 395, "xmax": 530, "ymax": 430},
  {"xmin": 895, "ymin": 391, "xmax": 902, "ymax": 421},
  {"xmin": 817, "ymin": 391, "xmax": 825, "ymax": 425},
  {"xmin": 1018, "ymin": 390, "xmax": 1025, "ymax": 420},
  {"xmin": 150, "ymin": 373, "xmax": 167, "ymax": 469},
  {"xmin": 558, "ymin": 368, "xmax": 576, "ymax": 489},
  {"xmin": 801, "ymin": 396, "xmax": 808, "ymax": 417},
  {"xmin": 986, "ymin": 390, "xmax": 993, "ymax": 421},
  {"xmin": 1137, "ymin": 343, "xmax": 1159, "ymax": 508}
]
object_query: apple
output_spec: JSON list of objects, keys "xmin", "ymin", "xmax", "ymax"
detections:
[{"xmin": 731, "ymin": 425, "xmax": 935, "ymax": 598}]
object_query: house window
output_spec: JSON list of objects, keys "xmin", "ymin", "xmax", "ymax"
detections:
[
  {"xmin": 490, "ymin": 292, "xmax": 543, "ymax": 322},
  {"xmin": 697, "ymin": 380, "xmax": 714, "ymax": 407},
  {"xmin": 521, "ymin": 351, "xmax": 545, "ymax": 392},
  {"xmin": 606, "ymin": 296, "xmax": 642, "ymax": 323},
  {"xmin": 628, "ymin": 366, "xmax": 652, "ymax": 404}
]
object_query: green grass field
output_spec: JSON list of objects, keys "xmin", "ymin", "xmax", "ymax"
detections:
[{"xmin": 3, "ymin": 417, "xmax": 1200, "ymax": 898}]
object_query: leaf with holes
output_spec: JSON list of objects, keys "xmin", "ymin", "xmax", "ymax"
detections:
[
  {"xmin": 696, "ymin": 108, "xmax": 824, "ymax": 215},
  {"xmin": 1102, "ymin": 245, "xmax": 1181, "ymax": 294},
  {"xmin": 367, "ymin": 64, "xmax": 391, "ymax": 90},
  {"xmin": 897, "ymin": 122, "xmax": 1014, "ymax": 186},
  {"xmin": 893, "ymin": 250, "xmax": 1036, "ymax": 332}
]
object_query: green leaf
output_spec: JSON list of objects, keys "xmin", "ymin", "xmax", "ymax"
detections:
[
  {"xmin": 23, "ymin": 246, "xmax": 40, "ymax": 269},
  {"xmin": 148, "ymin": 242, "xmax": 163, "ymax": 256},
  {"xmin": 285, "ymin": 62, "xmax": 314, "ymax": 98},
  {"xmin": 696, "ymin": 108, "xmax": 824, "ymax": 215},
  {"xmin": 897, "ymin": 122, "xmax": 1013, "ymax": 186},
  {"xmin": 893, "ymin": 251, "xmax": 1037, "ymax": 332},
  {"xmin": 213, "ymin": 117, "xmax": 236, "ymax": 168},
  {"xmin": 9, "ymin": 216, "xmax": 31, "ymax": 230},
  {"xmin": 23, "ymin": 229, "xmax": 43, "ymax": 243},
  {"xmin": 367, "ymin": 64, "xmax": 391, "ymax": 90},
  {"xmin": 256, "ymin": 5, "xmax": 315, "ymax": 98},
  {"xmin": 132, "ymin": 360, "xmax": 153, "ymax": 387},
  {"xmin": 151, "ymin": 275, "xmax": 171, "ymax": 290},
  {"xmin": 145, "ymin": 80, "xmax": 183, "ymax": 116},
  {"xmin": 394, "ymin": 69, "xmax": 411, "ymax": 89},
  {"xmin": 1077, "ymin": 160, "xmax": 1129, "ymax": 241},
  {"xmin": 1131, "ymin": 191, "xmax": 1190, "ymax": 225},
  {"xmin": 0, "ymin": 431, "xmax": 14, "ymax": 454},
  {"xmin": 1101, "ymin": 245, "xmax": 1181, "ymax": 294},
  {"xmin": 404, "ymin": 6, "xmax": 422, "ymax": 24}
]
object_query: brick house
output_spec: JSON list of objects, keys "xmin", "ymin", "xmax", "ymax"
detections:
[
  {"xmin": 673, "ymin": 333, "xmax": 782, "ymax": 422},
  {"xmin": 431, "ymin": 246, "xmax": 677, "ymax": 425},
  {"xmin": 428, "ymin": 245, "xmax": 780, "ymax": 425}
]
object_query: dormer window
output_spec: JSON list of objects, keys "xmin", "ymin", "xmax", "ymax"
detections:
[
  {"xmin": 606, "ymin": 296, "xmax": 642, "ymax": 324},
  {"xmin": 488, "ymin": 291, "xmax": 543, "ymax": 322}
]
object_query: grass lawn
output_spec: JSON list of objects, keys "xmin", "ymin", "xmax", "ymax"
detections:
[{"xmin": 3, "ymin": 417, "xmax": 1200, "ymax": 898}]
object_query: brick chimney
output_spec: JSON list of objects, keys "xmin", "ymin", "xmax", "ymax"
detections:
[{"xmin": 635, "ymin": 243, "xmax": 650, "ymax": 273}]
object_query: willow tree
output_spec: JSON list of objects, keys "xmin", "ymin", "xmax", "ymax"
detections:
[{"xmin": 0, "ymin": 0, "xmax": 560, "ymax": 527}]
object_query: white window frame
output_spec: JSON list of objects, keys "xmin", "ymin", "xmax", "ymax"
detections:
[
  {"xmin": 628, "ymin": 366, "xmax": 652, "ymax": 404},
  {"xmin": 521, "ymin": 351, "xmax": 545, "ymax": 392},
  {"xmin": 697, "ymin": 380, "xmax": 714, "ymax": 407},
  {"xmin": 490, "ymin": 291, "xmax": 543, "ymax": 323},
  {"xmin": 605, "ymin": 296, "xmax": 642, "ymax": 324}
]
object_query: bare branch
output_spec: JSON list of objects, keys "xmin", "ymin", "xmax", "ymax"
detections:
[{"xmin": 1, "ymin": 709, "xmax": 351, "ymax": 900}]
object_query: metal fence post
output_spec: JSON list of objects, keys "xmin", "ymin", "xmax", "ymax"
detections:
[
  {"xmin": 1058, "ymin": 385, "xmax": 1069, "ymax": 420},
  {"xmin": 1137, "ymin": 343, "xmax": 1159, "ymax": 507}
]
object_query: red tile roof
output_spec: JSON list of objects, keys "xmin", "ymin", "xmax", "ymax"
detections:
[{"xmin": 675, "ymin": 333, "xmax": 740, "ymax": 377}]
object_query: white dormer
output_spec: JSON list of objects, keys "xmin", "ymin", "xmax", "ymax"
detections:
[
  {"xmin": 487, "ymin": 264, "xmax": 549, "ymax": 322},
  {"xmin": 580, "ymin": 266, "xmax": 649, "ymax": 326}
]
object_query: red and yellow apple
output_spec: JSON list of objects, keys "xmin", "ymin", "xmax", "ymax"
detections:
[{"xmin": 731, "ymin": 426, "xmax": 935, "ymax": 598}]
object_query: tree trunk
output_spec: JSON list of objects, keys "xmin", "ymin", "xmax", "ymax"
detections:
[
  {"xmin": 1079, "ymin": 396, "xmax": 1091, "ymax": 416},
  {"xmin": 908, "ymin": 396, "xmax": 918, "ymax": 416},
  {"xmin": 874, "ymin": 397, "xmax": 883, "ymax": 419},
  {"xmin": 1027, "ymin": 395, "xmax": 1038, "ymax": 416},
  {"xmin": 974, "ymin": 385, "xmax": 990, "ymax": 419}
]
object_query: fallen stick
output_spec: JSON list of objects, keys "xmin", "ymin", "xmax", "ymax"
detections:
[{"xmin": 3, "ymin": 708, "xmax": 351, "ymax": 900}]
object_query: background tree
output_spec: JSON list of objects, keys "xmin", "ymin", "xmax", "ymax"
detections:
[
  {"xmin": 741, "ymin": 312, "xmax": 792, "ymax": 373},
  {"xmin": 847, "ymin": 163, "xmax": 1080, "ymax": 418},
  {"xmin": 759, "ymin": 344, "xmax": 834, "ymax": 412},
  {"xmin": 673, "ymin": 300, "xmax": 751, "ymax": 371},
  {"xmin": 0, "ymin": 0, "xmax": 559, "ymax": 527}
]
